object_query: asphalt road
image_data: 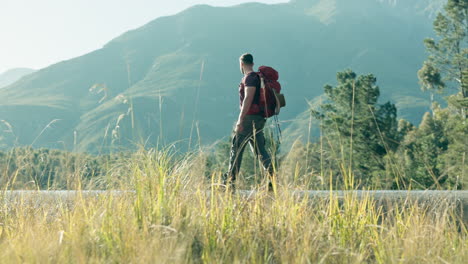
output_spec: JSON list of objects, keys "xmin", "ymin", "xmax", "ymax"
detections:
[{"xmin": 2, "ymin": 190, "xmax": 467, "ymax": 222}]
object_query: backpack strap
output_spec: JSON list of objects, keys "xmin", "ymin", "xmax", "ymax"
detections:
[
  {"xmin": 259, "ymin": 72, "xmax": 281, "ymax": 116},
  {"xmin": 257, "ymin": 72, "xmax": 268, "ymax": 117}
]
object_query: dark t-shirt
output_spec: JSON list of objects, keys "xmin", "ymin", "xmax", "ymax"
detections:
[{"xmin": 239, "ymin": 72, "xmax": 261, "ymax": 115}]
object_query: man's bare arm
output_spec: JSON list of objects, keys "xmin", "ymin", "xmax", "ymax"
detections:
[{"xmin": 236, "ymin": 86, "xmax": 256, "ymax": 132}]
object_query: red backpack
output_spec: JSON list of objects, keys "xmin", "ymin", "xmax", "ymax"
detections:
[{"xmin": 257, "ymin": 66, "xmax": 286, "ymax": 118}]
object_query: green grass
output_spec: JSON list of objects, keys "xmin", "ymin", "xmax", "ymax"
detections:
[{"xmin": 0, "ymin": 148, "xmax": 466, "ymax": 263}]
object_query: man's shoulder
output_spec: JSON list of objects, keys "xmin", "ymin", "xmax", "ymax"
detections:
[{"xmin": 243, "ymin": 72, "xmax": 260, "ymax": 86}]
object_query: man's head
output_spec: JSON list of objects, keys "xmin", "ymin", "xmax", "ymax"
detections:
[{"xmin": 239, "ymin": 53, "xmax": 254, "ymax": 74}]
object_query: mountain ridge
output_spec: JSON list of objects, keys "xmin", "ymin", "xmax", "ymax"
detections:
[{"xmin": 0, "ymin": 68, "xmax": 35, "ymax": 89}]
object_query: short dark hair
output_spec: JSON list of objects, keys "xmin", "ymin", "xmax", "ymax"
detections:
[{"xmin": 240, "ymin": 53, "xmax": 254, "ymax": 65}]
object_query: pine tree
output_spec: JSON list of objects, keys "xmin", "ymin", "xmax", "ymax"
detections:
[
  {"xmin": 432, "ymin": 105, "xmax": 468, "ymax": 189},
  {"xmin": 418, "ymin": 0, "xmax": 468, "ymax": 116},
  {"xmin": 396, "ymin": 105, "xmax": 466, "ymax": 190},
  {"xmin": 313, "ymin": 70, "xmax": 400, "ymax": 187}
]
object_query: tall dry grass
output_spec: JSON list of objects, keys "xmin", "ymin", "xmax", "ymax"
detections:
[{"xmin": 0, "ymin": 148, "xmax": 466, "ymax": 263}]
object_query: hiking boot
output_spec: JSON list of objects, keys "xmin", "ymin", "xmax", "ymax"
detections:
[
  {"xmin": 222, "ymin": 172, "xmax": 236, "ymax": 193},
  {"xmin": 221, "ymin": 172, "xmax": 229, "ymax": 185},
  {"xmin": 268, "ymin": 182, "xmax": 274, "ymax": 192}
]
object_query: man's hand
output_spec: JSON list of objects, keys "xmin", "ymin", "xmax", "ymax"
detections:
[{"xmin": 235, "ymin": 121, "xmax": 243, "ymax": 134}]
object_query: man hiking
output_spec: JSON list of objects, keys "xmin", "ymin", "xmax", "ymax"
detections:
[{"xmin": 223, "ymin": 53, "xmax": 274, "ymax": 191}]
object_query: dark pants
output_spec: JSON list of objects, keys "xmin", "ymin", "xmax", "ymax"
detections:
[{"xmin": 225, "ymin": 115, "xmax": 274, "ymax": 183}]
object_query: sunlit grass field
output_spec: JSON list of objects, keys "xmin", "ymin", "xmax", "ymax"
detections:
[{"xmin": 0, "ymin": 148, "xmax": 466, "ymax": 263}]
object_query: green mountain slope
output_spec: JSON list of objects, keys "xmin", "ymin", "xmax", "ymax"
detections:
[{"xmin": 0, "ymin": 0, "xmax": 441, "ymax": 152}]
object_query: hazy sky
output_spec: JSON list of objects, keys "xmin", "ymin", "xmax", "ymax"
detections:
[{"xmin": 0, "ymin": 0, "xmax": 288, "ymax": 73}]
